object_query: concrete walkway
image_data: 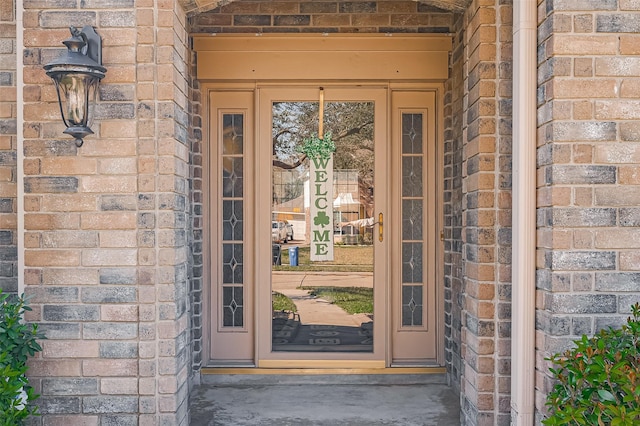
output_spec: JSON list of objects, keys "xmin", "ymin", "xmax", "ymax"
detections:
[
  {"xmin": 276, "ymin": 288, "xmax": 371, "ymax": 327},
  {"xmin": 272, "ymin": 271, "xmax": 373, "ymax": 327},
  {"xmin": 190, "ymin": 272, "xmax": 460, "ymax": 425},
  {"xmin": 190, "ymin": 375, "xmax": 461, "ymax": 425},
  {"xmin": 272, "ymin": 271, "xmax": 374, "ymax": 290}
]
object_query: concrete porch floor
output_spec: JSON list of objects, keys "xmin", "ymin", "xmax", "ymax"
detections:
[{"xmin": 190, "ymin": 373, "xmax": 461, "ymax": 425}]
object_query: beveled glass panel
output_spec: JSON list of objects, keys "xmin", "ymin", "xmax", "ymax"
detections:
[
  {"xmin": 222, "ymin": 200, "xmax": 244, "ymax": 241},
  {"xmin": 223, "ymin": 286, "xmax": 244, "ymax": 327},
  {"xmin": 222, "ymin": 157, "xmax": 243, "ymax": 198},
  {"xmin": 402, "ymin": 199, "xmax": 423, "ymax": 241},
  {"xmin": 222, "ymin": 243, "xmax": 244, "ymax": 284},
  {"xmin": 222, "ymin": 114, "xmax": 244, "ymax": 155},
  {"xmin": 401, "ymin": 285, "xmax": 423, "ymax": 326},
  {"xmin": 402, "ymin": 242, "xmax": 423, "ymax": 283},
  {"xmin": 402, "ymin": 113, "xmax": 423, "ymax": 155},
  {"xmin": 402, "ymin": 156, "xmax": 423, "ymax": 197},
  {"xmin": 219, "ymin": 112, "xmax": 245, "ymax": 330},
  {"xmin": 222, "ymin": 285, "xmax": 244, "ymax": 308}
]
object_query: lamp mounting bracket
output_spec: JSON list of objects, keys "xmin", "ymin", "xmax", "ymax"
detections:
[{"xmin": 79, "ymin": 25, "xmax": 102, "ymax": 65}]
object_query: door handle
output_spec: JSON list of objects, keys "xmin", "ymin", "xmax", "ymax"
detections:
[{"xmin": 378, "ymin": 212, "xmax": 383, "ymax": 242}]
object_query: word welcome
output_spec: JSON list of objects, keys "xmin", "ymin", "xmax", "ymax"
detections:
[{"xmin": 309, "ymin": 155, "xmax": 334, "ymax": 261}]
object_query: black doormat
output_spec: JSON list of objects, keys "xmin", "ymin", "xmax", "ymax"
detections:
[{"xmin": 272, "ymin": 311, "xmax": 373, "ymax": 352}]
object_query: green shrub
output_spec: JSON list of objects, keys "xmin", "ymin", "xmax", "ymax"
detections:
[
  {"xmin": 544, "ymin": 303, "xmax": 640, "ymax": 426},
  {"xmin": 0, "ymin": 290, "xmax": 44, "ymax": 425}
]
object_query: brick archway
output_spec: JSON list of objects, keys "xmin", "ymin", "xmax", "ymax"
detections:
[{"xmin": 178, "ymin": 0, "xmax": 469, "ymax": 15}]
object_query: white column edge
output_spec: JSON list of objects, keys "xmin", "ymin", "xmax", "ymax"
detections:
[
  {"xmin": 511, "ymin": 0, "xmax": 537, "ymax": 424},
  {"xmin": 16, "ymin": 0, "xmax": 25, "ymax": 296}
]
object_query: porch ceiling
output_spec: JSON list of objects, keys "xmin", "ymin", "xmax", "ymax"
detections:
[{"xmin": 179, "ymin": 0, "xmax": 469, "ymax": 16}]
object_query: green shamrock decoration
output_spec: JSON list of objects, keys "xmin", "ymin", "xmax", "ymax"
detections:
[
  {"xmin": 313, "ymin": 211, "xmax": 331, "ymax": 228},
  {"xmin": 298, "ymin": 133, "xmax": 335, "ymax": 160}
]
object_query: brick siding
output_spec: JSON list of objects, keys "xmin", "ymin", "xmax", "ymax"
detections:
[
  {"xmin": 190, "ymin": 0, "xmax": 456, "ymax": 33},
  {"xmin": 7, "ymin": 1, "xmax": 510, "ymax": 425},
  {"xmin": 535, "ymin": 0, "xmax": 640, "ymax": 421},
  {"xmin": 10, "ymin": 1, "xmax": 472, "ymax": 424},
  {"xmin": 20, "ymin": 1, "xmax": 194, "ymax": 424},
  {"xmin": 444, "ymin": 11, "xmax": 465, "ymax": 400},
  {"xmin": 453, "ymin": 1, "xmax": 513, "ymax": 424},
  {"xmin": 6, "ymin": 0, "xmax": 639, "ymax": 424},
  {"xmin": 188, "ymin": 45, "xmax": 205, "ymax": 377}
]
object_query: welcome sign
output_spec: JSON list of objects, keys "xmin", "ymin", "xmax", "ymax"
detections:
[
  {"xmin": 304, "ymin": 89, "xmax": 334, "ymax": 261},
  {"xmin": 309, "ymin": 155, "xmax": 334, "ymax": 261}
]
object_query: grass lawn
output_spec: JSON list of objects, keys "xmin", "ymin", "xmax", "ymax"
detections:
[
  {"xmin": 274, "ymin": 244, "xmax": 373, "ymax": 272},
  {"xmin": 272, "ymin": 291, "xmax": 297, "ymax": 312},
  {"xmin": 303, "ymin": 286, "xmax": 373, "ymax": 315}
]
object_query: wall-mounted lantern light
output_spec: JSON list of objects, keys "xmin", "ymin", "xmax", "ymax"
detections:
[{"xmin": 44, "ymin": 26, "xmax": 106, "ymax": 147}]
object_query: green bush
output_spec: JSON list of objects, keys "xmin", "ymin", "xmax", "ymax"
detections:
[
  {"xmin": 544, "ymin": 303, "xmax": 640, "ymax": 426},
  {"xmin": 0, "ymin": 290, "xmax": 44, "ymax": 425}
]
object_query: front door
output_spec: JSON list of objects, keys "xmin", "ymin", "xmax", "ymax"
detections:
[
  {"xmin": 207, "ymin": 85, "xmax": 441, "ymax": 368},
  {"xmin": 257, "ymin": 86, "xmax": 387, "ymax": 367}
]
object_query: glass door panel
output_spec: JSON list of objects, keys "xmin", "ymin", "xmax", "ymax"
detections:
[
  {"xmin": 256, "ymin": 87, "xmax": 388, "ymax": 365},
  {"xmin": 271, "ymin": 100, "xmax": 375, "ymax": 353}
]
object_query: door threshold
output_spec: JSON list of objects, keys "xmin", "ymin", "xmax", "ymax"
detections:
[
  {"xmin": 199, "ymin": 366, "xmax": 448, "ymax": 386},
  {"xmin": 201, "ymin": 366, "xmax": 446, "ymax": 375}
]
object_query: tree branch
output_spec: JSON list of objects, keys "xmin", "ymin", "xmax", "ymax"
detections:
[
  {"xmin": 272, "ymin": 119, "xmax": 373, "ymax": 169},
  {"xmin": 333, "ymin": 120, "xmax": 374, "ymax": 141},
  {"xmin": 273, "ymin": 155, "xmax": 307, "ymax": 170}
]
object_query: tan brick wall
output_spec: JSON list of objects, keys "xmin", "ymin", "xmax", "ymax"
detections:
[
  {"xmin": 10, "ymin": 1, "xmax": 513, "ymax": 425},
  {"xmin": 454, "ymin": 0, "xmax": 513, "ymax": 425},
  {"xmin": 21, "ymin": 1, "xmax": 193, "ymax": 424},
  {"xmin": 444, "ymin": 11, "xmax": 465, "ymax": 398},
  {"xmin": 535, "ymin": 0, "xmax": 640, "ymax": 421},
  {"xmin": 188, "ymin": 41, "xmax": 204, "ymax": 374},
  {"xmin": 13, "ymin": 0, "xmax": 639, "ymax": 423},
  {"xmin": 15, "ymin": 1, "xmax": 473, "ymax": 423},
  {"xmin": 190, "ymin": 0, "xmax": 456, "ymax": 33},
  {"xmin": 0, "ymin": 0, "xmax": 16, "ymax": 295}
]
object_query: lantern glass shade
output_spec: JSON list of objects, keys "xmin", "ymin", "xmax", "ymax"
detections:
[
  {"xmin": 52, "ymin": 71, "xmax": 99, "ymax": 132},
  {"xmin": 43, "ymin": 26, "xmax": 106, "ymax": 147}
]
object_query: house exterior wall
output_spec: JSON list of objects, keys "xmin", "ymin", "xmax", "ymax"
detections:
[
  {"xmin": 16, "ymin": 1, "xmax": 195, "ymax": 424},
  {"xmin": 535, "ymin": 0, "xmax": 640, "ymax": 421},
  {"xmin": 1, "ymin": 0, "xmax": 639, "ymax": 424},
  {"xmin": 449, "ymin": 1, "xmax": 513, "ymax": 424}
]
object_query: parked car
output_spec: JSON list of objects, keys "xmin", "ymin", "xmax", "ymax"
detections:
[
  {"xmin": 272, "ymin": 221, "xmax": 288, "ymax": 243},
  {"xmin": 284, "ymin": 221, "xmax": 294, "ymax": 241}
]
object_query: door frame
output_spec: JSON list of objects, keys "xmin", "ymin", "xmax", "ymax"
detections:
[
  {"xmin": 196, "ymin": 35, "xmax": 450, "ymax": 368},
  {"xmin": 256, "ymin": 85, "xmax": 389, "ymax": 368}
]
